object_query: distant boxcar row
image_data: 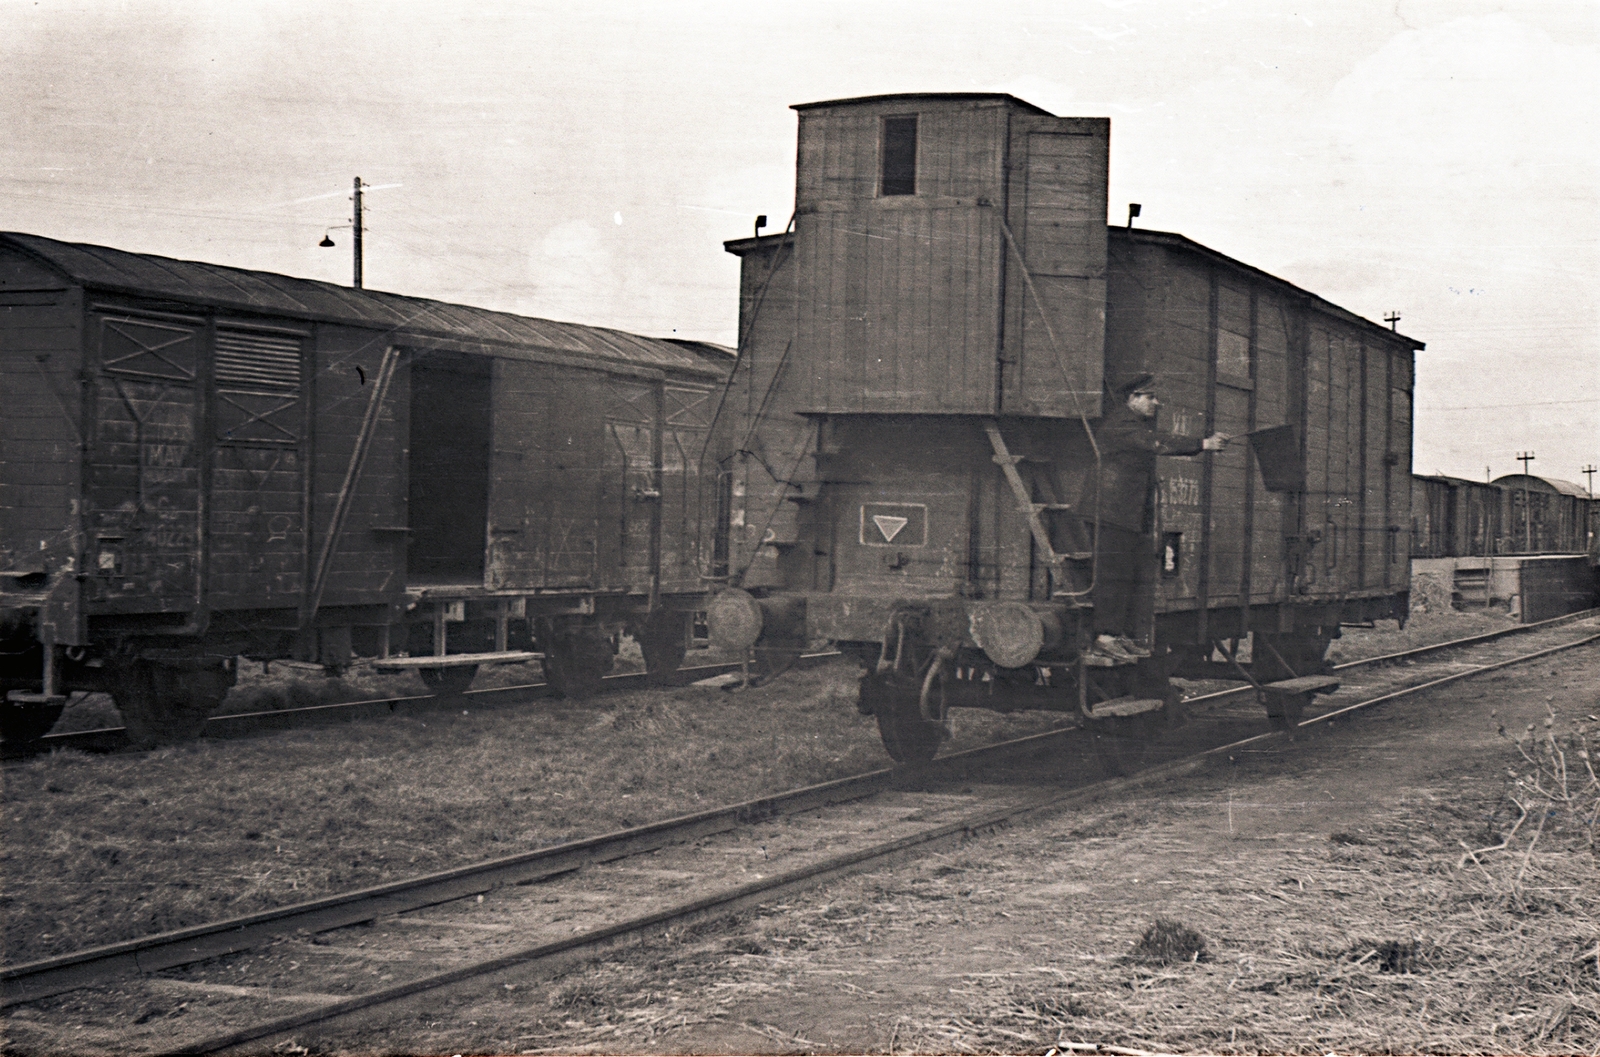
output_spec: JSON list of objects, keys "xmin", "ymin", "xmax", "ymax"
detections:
[{"xmin": 1411, "ymin": 472, "xmax": 1597, "ymax": 560}]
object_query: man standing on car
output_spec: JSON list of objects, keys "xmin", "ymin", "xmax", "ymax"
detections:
[{"xmin": 1077, "ymin": 372, "xmax": 1228, "ymax": 663}]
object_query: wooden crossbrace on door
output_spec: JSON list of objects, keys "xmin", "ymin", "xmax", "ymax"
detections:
[
  {"xmin": 983, "ymin": 419, "xmax": 1073, "ymax": 566},
  {"xmin": 303, "ymin": 345, "xmax": 400, "ymax": 627}
]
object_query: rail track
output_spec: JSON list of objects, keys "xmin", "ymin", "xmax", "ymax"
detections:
[
  {"xmin": 3, "ymin": 611, "xmax": 1597, "ymax": 1054},
  {"xmin": 2, "ymin": 654, "xmax": 821, "ymax": 758}
]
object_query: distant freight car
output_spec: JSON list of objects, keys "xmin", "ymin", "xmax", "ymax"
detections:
[
  {"xmin": 1410, "ymin": 472, "xmax": 1597, "ymax": 619},
  {"xmin": 705, "ymin": 93, "xmax": 1423, "ymax": 761},
  {"xmin": 1411, "ymin": 473, "xmax": 1596, "ymax": 559},
  {"xmin": 0, "ymin": 234, "xmax": 724, "ymax": 745}
]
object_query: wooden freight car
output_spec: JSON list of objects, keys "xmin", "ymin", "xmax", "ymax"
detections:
[
  {"xmin": 705, "ymin": 93, "xmax": 1423, "ymax": 760},
  {"xmin": 1412, "ymin": 473, "xmax": 1596, "ymax": 559},
  {"xmin": 0, "ymin": 233, "xmax": 723, "ymax": 745}
]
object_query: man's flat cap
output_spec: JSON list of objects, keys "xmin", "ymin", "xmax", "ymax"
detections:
[{"xmin": 1112, "ymin": 371, "xmax": 1156, "ymax": 396}]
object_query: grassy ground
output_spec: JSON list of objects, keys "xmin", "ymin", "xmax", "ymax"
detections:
[
  {"xmin": 322, "ymin": 628, "xmax": 1599, "ymax": 1056},
  {"xmin": 1, "ymin": 656, "xmax": 1070, "ymax": 966},
  {"xmin": 1, "ymin": 601, "xmax": 1560, "ymax": 969},
  {"xmin": 1328, "ymin": 606, "xmax": 1523, "ymax": 665}
]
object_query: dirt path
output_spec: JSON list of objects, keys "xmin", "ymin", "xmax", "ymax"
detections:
[{"xmin": 295, "ymin": 627, "xmax": 1600, "ymax": 1055}]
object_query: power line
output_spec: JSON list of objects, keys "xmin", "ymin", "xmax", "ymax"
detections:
[{"xmin": 1422, "ymin": 397, "xmax": 1600, "ymax": 411}]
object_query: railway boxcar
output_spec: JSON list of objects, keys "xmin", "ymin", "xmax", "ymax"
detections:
[
  {"xmin": 1411, "ymin": 474, "xmax": 1495, "ymax": 560},
  {"xmin": 1490, "ymin": 474, "xmax": 1595, "ymax": 557},
  {"xmin": 1412, "ymin": 473, "xmax": 1594, "ymax": 561},
  {"xmin": 0, "ymin": 234, "xmax": 723, "ymax": 744},
  {"xmin": 706, "ymin": 93, "xmax": 1423, "ymax": 760}
]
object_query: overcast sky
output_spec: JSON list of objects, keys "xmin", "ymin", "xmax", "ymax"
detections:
[{"xmin": 4, "ymin": 0, "xmax": 1595, "ymax": 486}]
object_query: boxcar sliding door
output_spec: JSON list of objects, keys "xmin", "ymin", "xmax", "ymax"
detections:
[
  {"xmin": 486, "ymin": 357, "xmax": 609, "ymax": 591},
  {"xmin": 86, "ymin": 306, "xmax": 204, "ymax": 615}
]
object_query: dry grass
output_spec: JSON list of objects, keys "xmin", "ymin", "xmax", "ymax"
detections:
[
  {"xmin": 0, "ymin": 656, "xmax": 1071, "ymax": 967},
  {"xmin": 1327, "ymin": 604, "xmax": 1524, "ymax": 666},
  {"xmin": 266, "ymin": 640, "xmax": 1600, "ymax": 1057},
  {"xmin": 3, "ymin": 606, "xmax": 1567, "ymax": 978},
  {"xmin": 875, "ymin": 698, "xmax": 1600, "ymax": 1054}
]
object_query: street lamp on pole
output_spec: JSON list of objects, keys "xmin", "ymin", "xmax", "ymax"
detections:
[{"xmin": 317, "ymin": 177, "xmax": 366, "ymax": 288}]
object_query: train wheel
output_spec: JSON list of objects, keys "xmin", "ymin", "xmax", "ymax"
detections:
[
  {"xmin": 634, "ymin": 613, "xmax": 689, "ymax": 687},
  {"xmin": 112, "ymin": 658, "xmax": 236, "ymax": 749},
  {"xmin": 0, "ymin": 696, "xmax": 65, "ymax": 743},
  {"xmin": 861, "ymin": 672, "xmax": 944, "ymax": 764},
  {"xmin": 419, "ymin": 665, "xmax": 478, "ymax": 696},
  {"xmin": 542, "ymin": 631, "xmax": 612, "ymax": 700}
]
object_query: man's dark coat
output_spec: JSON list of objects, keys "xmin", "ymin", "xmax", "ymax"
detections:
[{"xmin": 1077, "ymin": 401, "xmax": 1205, "ymax": 533}]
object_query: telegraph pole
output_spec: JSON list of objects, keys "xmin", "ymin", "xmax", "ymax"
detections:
[
  {"xmin": 1516, "ymin": 451, "xmax": 1535, "ymax": 552},
  {"xmin": 1383, "ymin": 311, "xmax": 1401, "ymax": 331},
  {"xmin": 1586, "ymin": 465, "xmax": 1598, "ymax": 556},
  {"xmin": 317, "ymin": 177, "xmax": 367, "ymax": 288},
  {"xmin": 352, "ymin": 177, "xmax": 364, "ymax": 289}
]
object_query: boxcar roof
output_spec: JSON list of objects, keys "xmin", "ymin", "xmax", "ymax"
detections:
[
  {"xmin": 1492, "ymin": 474, "xmax": 1593, "ymax": 498},
  {"xmin": 792, "ymin": 92, "xmax": 1054, "ymax": 116},
  {"xmin": 0, "ymin": 232, "xmax": 722, "ymax": 379},
  {"xmin": 724, "ymin": 226, "xmax": 1425, "ymax": 350},
  {"xmin": 1113, "ymin": 228, "xmax": 1425, "ymax": 349}
]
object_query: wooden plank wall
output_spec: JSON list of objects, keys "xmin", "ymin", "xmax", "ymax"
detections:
[
  {"xmin": 723, "ymin": 238, "xmax": 810, "ymax": 586},
  {"xmin": 794, "ymin": 102, "xmax": 1008, "ymax": 414},
  {"xmin": 0, "ymin": 286, "xmax": 83, "ymax": 577},
  {"xmin": 602, "ymin": 374, "xmax": 659, "ymax": 591},
  {"xmin": 1109, "ymin": 243, "xmax": 1211, "ymax": 609},
  {"xmin": 487, "ymin": 358, "xmax": 610, "ymax": 591},
  {"xmin": 1002, "ymin": 116, "xmax": 1109, "ymax": 416},
  {"xmin": 1250, "ymin": 290, "xmax": 1293, "ymax": 602},
  {"xmin": 206, "ymin": 325, "xmax": 309, "ymax": 608},
  {"xmin": 659, "ymin": 381, "xmax": 714, "ymax": 595},
  {"xmin": 1384, "ymin": 346, "xmax": 1414, "ymax": 585},
  {"xmin": 1115, "ymin": 239, "xmax": 1415, "ymax": 622}
]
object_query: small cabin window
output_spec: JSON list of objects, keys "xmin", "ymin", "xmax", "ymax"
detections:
[{"xmin": 880, "ymin": 116, "xmax": 918, "ymax": 196}]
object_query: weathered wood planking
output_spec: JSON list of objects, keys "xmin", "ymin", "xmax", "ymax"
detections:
[{"xmin": 791, "ymin": 96, "xmax": 1105, "ymax": 417}]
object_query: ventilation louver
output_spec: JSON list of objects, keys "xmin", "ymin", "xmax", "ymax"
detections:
[{"xmin": 215, "ymin": 330, "xmax": 302, "ymax": 390}]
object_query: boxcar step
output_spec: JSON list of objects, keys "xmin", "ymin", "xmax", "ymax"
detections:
[
  {"xmin": 1261, "ymin": 675, "xmax": 1340, "ymax": 695},
  {"xmin": 371, "ymin": 650, "xmax": 542, "ymax": 672},
  {"xmin": 1085, "ymin": 697, "xmax": 1166, "ymax": 719}
]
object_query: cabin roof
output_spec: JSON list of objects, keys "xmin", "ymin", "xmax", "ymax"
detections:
[{"xmin": 792, "ymin": 92, "xmax": 1055, "ymax": 117}]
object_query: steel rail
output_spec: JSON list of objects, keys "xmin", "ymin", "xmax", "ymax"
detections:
[
  {"xmin": 179, "ymin": 625, "xmax": 1600, "ymax": 1056},
  {"xmin": 9, "ymin": 653, "xmax": 840, "ymax": 756},
  {"xmin": 15, "ymin": 610, "xmax": 1595, "ymax": 754},
  {"xmin": 0, "ymin": 713, "xmax": 1066, "ymax": 1009},
  {"xmin": 6, "ymin": 614, "xmax": 1597, "ymax": 1002},
  {"xmin": 1177, "ymin": 607, "xmax": 1599, "ymax": 710}
]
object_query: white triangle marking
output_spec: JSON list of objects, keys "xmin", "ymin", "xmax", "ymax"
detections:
[{"xmin": 872, "ymin": 515, "xmax": 909, "ymax": 542}]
